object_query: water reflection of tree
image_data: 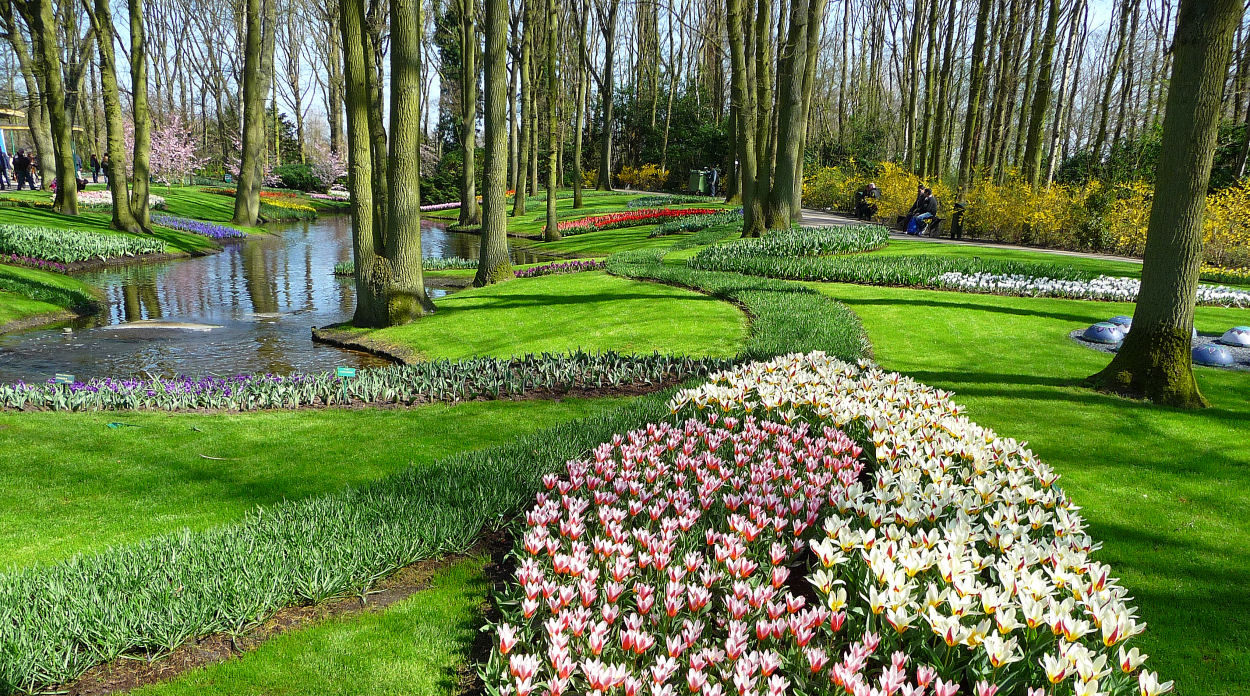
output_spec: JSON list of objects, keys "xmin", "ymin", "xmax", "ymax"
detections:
[{"xmin": 239, "ymin": 236, "xmax": 293, "ymax": 373}]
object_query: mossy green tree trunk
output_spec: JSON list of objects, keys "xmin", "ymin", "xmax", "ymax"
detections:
[
  {"xmin": 458, "ymin": 0, "xmax": 482, "ymax": 227},
  {"xmin": 383, "ymin": 0, "xmax": 436, "ymax": 323},
  {"xmin": 751, "ymin": 0, "xmax": 772, "ymax": 214},
  {"xmin": 1087, "ymin": 0, "xmax": 1241, "ymax": 408},
  {"xmin": 1022, "ymin": 0, "xmax": 1060, "ymax": 187},
  {"xmin": 234, "ymin": 0, "xmax": 266, "ymax": 227},
  {"xmin": 474, "ymin": 0, "xmax": 514, "ymax": 286},
  {"xmin": 765, "ymin": 0, "xmax": 809, "ymax": 230},
  {"xmin": 128, "ymin": 0, "xmax": 152, "ymax": 229},
  {"xmin": 0, "ymin": 1, "xmax": 54, "ymax": 190},
  {"xmin": 571, "ymin": 0, "xmax": 588, "ymax": 209},
  {"xmin": 727, "ymin": 0, "xmax": 762, "ymax": 237},
  {"xmin": 955, "ymin": 0, "xmax": 991, "ymax": 198},
  {"xmin": 23, "ymin": 0, "xmax": 76, "ymax": 214},
  {"xmin": 85, "ymin": 0, "xmax": 141, "ymax": 234},
  {"xmin": 340, "ymin": 0, "xmax": 384, "ymax": 325},
  {"xmin": 511, "ymin": 0, "xmax": 530, "ymax": 217},
  {"xmin": 593, "ymin": 0, "xmax": 619, "ymax": 191},
  {"xmin": 542, "ymin": 0, "xmax": 559, "ymax": 241}
]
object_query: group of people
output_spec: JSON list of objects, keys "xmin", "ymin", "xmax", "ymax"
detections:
[
  {"xmin": 852, "ymin": 181, "xmax": 940, "ymax": 236},
  {"xmin": 904, "ymin": 183, "xmax": 939, "ymax": 236},
  {"xmin": 0, "ymin": 150, "xmax": 40, "ymax": 191},
  {"xmin": 0, "ymin": 148, "xmax": 112, "ymax": 191}
]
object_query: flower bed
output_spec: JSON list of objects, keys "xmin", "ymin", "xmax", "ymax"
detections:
[
  {"xmin": 201, "ymin": 187, "xmax": 297, "ymax": 199},
  {"xmin": 0, "ymin": 351, "xmax": 732, "ymax": 412},
  {"xmin": 333, "ymin": 256, "xmax": 479, "ymax": 276},
  {"xmin": 1, "ymin": 253, "xmax": 67, "ymax": 273},
  {"xmin": 0, "ymin": 225, "xmax": 164, "ymax": 263},
  {"xmin": 514, "ymin": 260, "xmax": 604, "ymax": 278},
  {"xmin": 935, "ymin": 272, "xmax": 1250, "ymax": 307},
  {"xmin": 151, "ymin": 215, "xmax": 246, "ymax": 239},
  {"xmin": 486, "ymin": 353, "xmax": 1171, "ymax": 696},
  {"xmin": 648, "ymin": 210, "xmax": 743, "ymax": 238},
  {"xmin": 421, "ymin": 201, "xmax": 462, "ymax": 212},
  {"xmin": 259, "ymin": 198, "xmax": 318, "ymax": 221},
  {"xmin": 310, "ymin": 190, "xmax": 350, "ymax": 202},
  {"xmin": 557, "ymin": 208, "xmax": 721, "ymax": 235},
  {"xmin": 69, "ymin": 190, "xmax": 166, "ymax": 211},
  {"xmin": 627, "ymin": 194, "xmax": 710, "ymax": 208}
]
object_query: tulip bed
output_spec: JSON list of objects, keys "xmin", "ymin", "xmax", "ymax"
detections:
[
  {"xmin": 69, "ymin": 190, "xmax": 167, "ymax": 211},
  {"xmin": 0, "ymin": 352, "xmax": 731, "ymax": 413},
  {"xmin": 648, "ymin": 210, "xmax": 744, "ymax": 238},
  {"xmin": 0, "ymin": 224, "xmax": 165, "ymax": 263},
  {"xmin": 486, "ymin": 353, "xmax": 1172, "ymax": 696},
  {"xmin": 515, "ymin": 260, "xmax": 605, "ymax": 278},
  {"xmin": 558, "ymin": 209, "xmax": 721, "ymax": 235},
  {"xmin": 259, "ymin": 198, "xmax": 318, "ymax": 221}
]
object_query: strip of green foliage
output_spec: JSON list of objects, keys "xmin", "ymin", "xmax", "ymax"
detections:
[
  {"xmin": 0, "ymin": 225, "xmax": 165, "ymax": 263},
  {"xmin": 647, "ymin": 210, "xmax": 743, "ymax": 238},
  {"xmin": 626, "ymin": 194, "xmax": 711, "ymax": 208},
  {"xmin": 0, "ymin": 352, "xmax": 730, "ymax": 413},
  {"xmin": 0, "ymin": 229, "xmax": 869, "ymax": 693},
  {"xmin": 334, "ymin": 257, "xmax": 478, "ymax": 276}
]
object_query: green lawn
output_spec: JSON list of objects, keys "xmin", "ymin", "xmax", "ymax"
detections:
[
  {"xmin": 0, "ymin": 197, "xmax": 217, "ymax": 254},
  {"xmin": 0, "ymin": 263, "xmax": 98, "ymax": 328},
  {"xmin": 877, "ymin": 237, "xmax": 1147, "ymax": 277},
  {"xmin": 131, "ymin": 555, "xmax": 488, "ymax": 696},
  {"xmin": 0, "ymin": 397, "xmax": 630, "ymax": 567},
  {"xmin": 359, "ymin": 271, "xmax": 747, "ymax": 360},
  {"xmin": 817, "ymin": 281, "xmax": 1250, "ymax": 695}
]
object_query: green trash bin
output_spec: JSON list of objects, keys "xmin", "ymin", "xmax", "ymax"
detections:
[
  {"xmin": 688, "ymin": 169, "xmax": 702, "ymax": 194},
  {"xmin": 697, "ymin": 170, "xmax": 709, "ymax": 195}
]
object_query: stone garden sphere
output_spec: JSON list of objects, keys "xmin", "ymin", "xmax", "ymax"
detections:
[
  {"xmin": 1193, "ymin": 344, "xmax": 1236, "ymax": 367},
  {"xmin": 1083, "ymin": 322, "xmax": 1125, "ymax": 345},
  {"xmin": 1108, "ymin": 315, "xmax": 1132, "ymax": 328},
  {"xmin": 1219, "ymin": 326, "xmax": 1250, "ymax": 348}
]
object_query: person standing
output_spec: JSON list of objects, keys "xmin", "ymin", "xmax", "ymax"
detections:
[
  {"xmin": 90, "ymin": 153, "xmax": 100, "ymax": 183},
  {"xmin": 100, "ymin": 154, "xmax": 111, "ymax": 184},
  {"xmin": 709, "ymin": 167, "xmax": 720, "ymax": 197},
  {"xmin": 13, "ymin": 150, "xmax": 31, "ymax": 190},
  {"xmin": 0, "ymin": 150, "xmax": 10, "ymax": 190}
]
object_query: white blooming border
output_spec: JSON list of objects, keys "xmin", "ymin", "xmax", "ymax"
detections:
[
  {"xmin": 486, "ymin": 353, "xmax": 1172, "ymax": 696},
  {"xmin": 936, "ymin": 272, "xmax": 1250, "ymax": 308}
]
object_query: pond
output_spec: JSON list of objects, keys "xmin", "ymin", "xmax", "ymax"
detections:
[{"xmin": 0, "ymin": 215, "xmax": 551, "ymax": 383}]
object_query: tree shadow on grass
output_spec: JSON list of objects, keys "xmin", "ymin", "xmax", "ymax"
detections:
[{"xmin": 840, "ymin": 294, "xmax": 1104, "ymax": 325}]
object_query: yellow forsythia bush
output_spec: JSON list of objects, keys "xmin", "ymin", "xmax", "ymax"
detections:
[
  {"xmin": 802, "ymin": 162, "xmax": 1250, "ymax": 267},
  {"xmin": 616, "ymin": 164, "xmax": 670, "ymax": 191}
]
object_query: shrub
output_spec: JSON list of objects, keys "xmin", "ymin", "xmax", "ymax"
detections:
[
  {"xmin": 0, "ymin": 225, "xmax": 164, "ymax": 263},
  {"xmin": 616, "ymin": 163, "xmax": 671, "ymax": 191},
  {"xmin": 649, "ymin": 210, "xmax": 743, "ymax": 238},
  {"xmin": 270, "ymin": 163, "xmax": 321, "ymax": 192}
]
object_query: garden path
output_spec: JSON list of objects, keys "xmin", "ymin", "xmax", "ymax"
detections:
[{"xmin": 800, "ymin": 208, "xmax": 1144, "ymax": 265}]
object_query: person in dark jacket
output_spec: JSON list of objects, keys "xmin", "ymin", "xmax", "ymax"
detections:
[
  {"xmin": 0, "ymin": 151, "xmax": 9, "ymax": 190},
  {"xmin": 854, "ymin": 182, "xmax": 881, "ymax": 220},
  {"xmin": 13, "ymin": 150, "xmax": 31, "ymax": 190},
  {"xmin": 100, "ymin": 154, "xmax": 111, "ymax": 184},
  {"xmin": 907, "ymin": 188, "xmax": 939, "ymax": 235},
  {"xmin": 90, "ymin": 154, "xmax": 101, "ymax": 183}
]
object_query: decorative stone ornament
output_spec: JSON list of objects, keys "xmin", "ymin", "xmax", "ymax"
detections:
[
  {"xmin": 1108, "ymin": 315, "xmax": 1132, "ymax": 328},
  {"xmin": 1192, "ymin": 344, "xmax": 1236, "ymax": 367},
  {"xmin": 1082, "ymin": 322, "xmax": 1125, "ymax": 345},
  {"xmin": 1218, "ymin": 326, "xmax": 1250, "ymax": 348}
]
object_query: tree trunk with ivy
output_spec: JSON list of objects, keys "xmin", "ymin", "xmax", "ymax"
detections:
[
  {"xmin": 572, "ymin": 0, "xmax": 588, "ymax": 209},
  {"xmin": 727, "ymin": 0, "xmax": 762, "ymax": 237},
  {"xmin": 511, "ymin": 0, "xmax": 530, "ymax": 217},
  {"xmin": 1086, "ymin": 0, "xmax": 1241, "ymax": 408},
  {"xmin": 474, "ymin": 0, "xmax": 515, "ymax": 285}
]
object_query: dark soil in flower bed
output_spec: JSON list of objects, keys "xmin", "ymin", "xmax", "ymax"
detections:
[{"xmin": 58, "ymin": 534, "xmax": 509, "ymax": 696}]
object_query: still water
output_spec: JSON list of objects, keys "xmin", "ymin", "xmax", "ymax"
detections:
[{"xmin": 0, "ymin": 215, "xmax": 550, "ymax": 383}]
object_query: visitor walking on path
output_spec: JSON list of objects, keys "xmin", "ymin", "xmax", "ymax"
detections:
[
  {"xmin": 90, "ymin": 154, "xmax": 100, "ymax": 183},
  {"xmin": 0, "ymin": 151, "xmax": 10, "ymax": 190}
]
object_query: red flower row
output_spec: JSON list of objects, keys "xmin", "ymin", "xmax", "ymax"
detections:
[{"xmin": 556, "ymin": 208, "xmax": 720, "ymax": 233}]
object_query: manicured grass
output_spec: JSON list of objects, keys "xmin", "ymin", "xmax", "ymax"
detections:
[
  {"xmin": 817, "ymin": 281, "xmax": 1250, "ymax": 695},
  {"xmin": 534, "ymin": 222, "xmax": 687, "ymax": 255},
  {"xmin": 359, "ymin": 271, "xmax": 747, "ymax": 360},
  {"xmin": 877, "ymin": 237, "xmax": 1146, "ymax": 277},
  {"xmin": 0, "ymin": 263, "xmax": 97, "ymax": 326},
  {"xmin": 0, "ymin": 201, "xmax": 216, "ymax": 254},
  {"xmin": 0, "ymin": 396, "xmax": 630, "ymax": 566},
  {"xmin": 130, "ymin": 555, "xmax": 487, "ymax": 696}
]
